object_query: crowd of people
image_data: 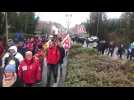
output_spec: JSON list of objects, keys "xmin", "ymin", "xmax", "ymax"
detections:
[
  {"xmin": 0, "ymin": 35, "xmax": 66, "ymax": 87},
  {"xmin": 96, "ymin": 40, "xmax": 134, "ymax": 60},
  {"xmin": 71, "ymin": 35, "xmax": 134, "ymax": 60}
]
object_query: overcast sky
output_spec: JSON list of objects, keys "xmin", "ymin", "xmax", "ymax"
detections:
[{"xmin": 35, "ymin": 12, "xmax": 122, "ymax": 28}]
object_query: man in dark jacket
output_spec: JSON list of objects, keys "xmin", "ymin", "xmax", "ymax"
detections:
[
  {"xmin": 57, "ymin": 38, "xmax": 65, "ymax": 78},
  {"xmin": 108, "ymin": 42, "xmax": 115, "ymax": 57},
  {"xmin": 117, "ymin": 44, "xmax": 125, "ymax": 59}
]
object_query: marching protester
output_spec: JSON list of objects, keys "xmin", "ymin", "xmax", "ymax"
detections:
[
  {"xmin": 117, "ymin": 44, "xmax": 125, "ymax": 59},
  {"xmin": 107, "ymin": 42, "xmax": 115, "ymax": 57},
  {"xmin": 16, "ymin": 41, "xmax": 26, "ymax": 56},
  {"xmin": 129, "ymin": 42, "xmax": 134, "ymax": 61},
  {"xmin": 57, "ymin": 38, "xmax": 65, "ymax": 78},
  {"xmin": 25, "ymin": 38, "xmax": 34, "ymax": 54},
  {"xmin": 46, "ymin": 39, "xmax": 60, "ymax": 87},
  {"xmin": 1, "ymin": 45, "xmax": 24, "ymax": 87},
  {"xmin": 86, "ymin": 37, "xmax": 90, "ymax": 48},
  {"xmin": 0, "ymin": 38, "xmax": 4, "ymax": 87},
  {"xmin": 0, "ymin": 38, "xmax": 4, "ymax": 66},
  {"xmin": 1, "ymin": 46, "xmax": 24, "ymax": 69},
  {"xmin": 127, "ymin": 43, "xmax": 132, "ymax": 60},
  {"xmin": 18, "ymin": 51, "xmax": 41, "ymax": 87},
  {"xmin": 34, "ymin": 44, "xmax": 46, "ymax": 75}
]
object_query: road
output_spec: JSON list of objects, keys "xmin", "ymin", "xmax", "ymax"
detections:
[
  {"xmin": 57, "ymin": 56, "xmax": 68, "ymax": 87},
  {"xmin": 39, "ymin": 56, "xmax": 68, "ymax": 87}
]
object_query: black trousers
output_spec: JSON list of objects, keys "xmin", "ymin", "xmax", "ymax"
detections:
[
  {"xmin": 108, "ymin": 50, "xmax": 114, "ymax": 57},
  {"xmin": 127, "ymin": 51, "xmax": 131, "ymax": 59},
  {"xmin": 47, "ymin": 64, "xmax": 58, "ymax": 86},
  {"xmin": 119, "ymin": 53, "xmax": 123, "ymax": 59}
]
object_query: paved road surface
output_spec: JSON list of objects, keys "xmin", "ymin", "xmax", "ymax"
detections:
[
  {"xmin": 57, "ymin": 56, "xmax": 68, "ymax": 87},
  {"xmin": 39, "ymin": 56, "xmax": 68, "ymax": 87}
]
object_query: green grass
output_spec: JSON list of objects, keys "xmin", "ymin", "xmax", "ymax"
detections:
[{"xmin": 64, "ymin": 44, "xmax": 134, "ymax": 87}]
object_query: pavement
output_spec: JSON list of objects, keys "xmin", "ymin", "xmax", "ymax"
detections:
[{"xmin": 39, "ymin": 56, "xmax": 68, "ymax": 87}]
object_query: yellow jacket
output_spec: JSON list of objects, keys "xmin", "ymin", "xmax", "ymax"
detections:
[{"xmin": 43, "ymin": 40, "xmax": 51, "ymax": 50}]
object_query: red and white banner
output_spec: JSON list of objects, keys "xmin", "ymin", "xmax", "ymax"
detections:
[
  {"xmin": 62, "ymin": 34, "xmax": 71, "ymax": 50},
  {"xmin": 77, "ymin": 25, "xmax": 86, "ymax": 34}
]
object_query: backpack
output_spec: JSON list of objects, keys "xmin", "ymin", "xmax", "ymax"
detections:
[{"xmin": 4, "ymin": 54, "xmax": 19, "ymax": 72}]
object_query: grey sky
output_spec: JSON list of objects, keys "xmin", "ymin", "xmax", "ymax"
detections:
[{"xmin": 35, "ymin": 12, "xmax": 122, "ymax": 28}]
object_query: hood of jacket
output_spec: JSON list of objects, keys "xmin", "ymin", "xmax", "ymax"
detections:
[{"xmin": 8, "ymin": 46, "xmax": 17, "ymax": 56}]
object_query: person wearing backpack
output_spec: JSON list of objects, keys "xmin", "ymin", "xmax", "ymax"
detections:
[
  {"xmin": 2, "ymin": 46, "xmax": 24, "ymax": 69},
  {"xmin": 1, "ymin": 46, "xmax": 24, "ymax": 87},
  {"xmin": 46, "ymin": 40, "xmax": 60, "ymax": 87},
  {"xmin": 18, "ymin": 51, "xmax": 41, "ymax": 87}
]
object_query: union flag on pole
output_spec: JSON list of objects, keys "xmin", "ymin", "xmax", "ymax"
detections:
[{"xmin": 62, "ymin": 34, "xmax": 71, "ymax": 50}]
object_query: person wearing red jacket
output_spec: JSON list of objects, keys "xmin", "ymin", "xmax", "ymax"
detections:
[
  {"xmin": 0, "ymin": 39, "xmax": 4, "ymax": 66},
  {"xmin": 0, "ymin": 38, "xmax": 4, "ymax": 87},
  {"xmin": 34, "ymin": 44, "xmax": 45, "ymax": 75},
  {"xmin": 46, "ymin": 40, "xmax": 60, "ymax": 87},
  {"xmin": 18, "ymin": 51, "xmax": 41, "ymax": 87},
  {"xmin": 26, "ymin": 42, "xmax": 33, "ymax": 52}
]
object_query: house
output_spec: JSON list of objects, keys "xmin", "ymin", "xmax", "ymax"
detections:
[
  {"xmin": 35, "ymin": 20, "xmax": 66, "ymax": 36},
  {"xmin": 70, "ymin": 24, "xmax": 86, "ymax": 37}
]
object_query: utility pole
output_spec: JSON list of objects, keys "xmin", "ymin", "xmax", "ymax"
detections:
[
  {"xmin": 65, "ymin": 14, "xmax": 72, "ymax": 34},
  {"xmin": 5, "ymin": 12, "xmax": 8, "ymax": 45},
  {"xmin": 97, "ymin": 12, "xmax": 99, "ymax": 37}
]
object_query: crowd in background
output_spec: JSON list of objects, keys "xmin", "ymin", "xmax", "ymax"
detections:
[{"xmin": 96, "ymin": 40, "xmax": 134, "ymax": 60}]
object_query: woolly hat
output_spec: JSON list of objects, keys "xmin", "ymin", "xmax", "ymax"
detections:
[{"xmin": 4, "ymin": 64, "xmax": 16, "ymax": 73}]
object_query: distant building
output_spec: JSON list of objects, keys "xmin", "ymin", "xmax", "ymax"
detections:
[
  {"xmin": 70, "ymin": 24, "xmax": 86, "ymax": 37},
  {"xmin": 35, "ymin": 20, "xmax": 66, "ymax": 36}
]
